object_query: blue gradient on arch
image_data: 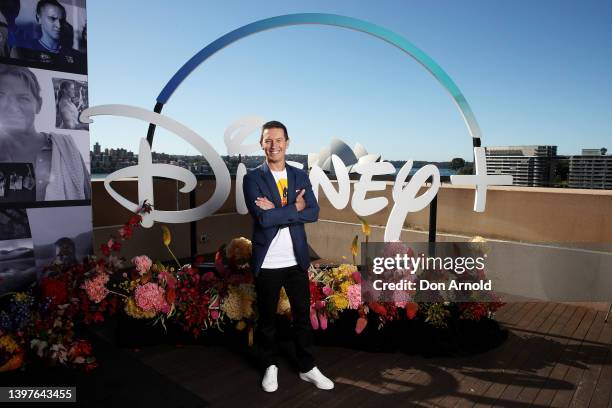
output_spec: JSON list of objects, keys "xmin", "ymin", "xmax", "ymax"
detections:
[{"xmin": 158, "ymin": 13, "xmax": 482, "ymax": 140}]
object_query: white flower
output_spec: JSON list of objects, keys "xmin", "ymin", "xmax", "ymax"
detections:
[{"xmin": 30, "ymin": 339, "xmax": 48, "ymax": 358}]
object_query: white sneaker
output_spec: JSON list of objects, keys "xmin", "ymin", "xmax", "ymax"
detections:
[
  {"xmin": 262, "ymin": 365, "xmax": 278, "ymax": 392},
  {"xmin": 299, "ymin": 366, "xmax": 334, "ymax": 390}
]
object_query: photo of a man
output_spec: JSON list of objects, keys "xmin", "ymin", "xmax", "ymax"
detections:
[
  {"xmin": 242, "ymin": 120, "xmax": 334, "ymax": 392},
  {"xmin": 6, "ymin": 0, "xmax": 86, "ymax": 73}
]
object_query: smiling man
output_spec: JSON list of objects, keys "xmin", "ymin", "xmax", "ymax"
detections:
[{"xmin": 243, "ymin": 120, "xmax": 334, "ymax": 392}]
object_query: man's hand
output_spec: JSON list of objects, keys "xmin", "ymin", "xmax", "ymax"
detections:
[
  {"xmin": 295, "ymin": 189, "xmax": 306, "ymax": 211},
  {"xmin": 255, "ymin": 196, "xmax": 275, "ymax": 210}
]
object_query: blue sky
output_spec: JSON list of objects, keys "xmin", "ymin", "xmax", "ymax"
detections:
[{"xmin": 87, "ymin": 0, "xmax": 612, "ymax": 161}]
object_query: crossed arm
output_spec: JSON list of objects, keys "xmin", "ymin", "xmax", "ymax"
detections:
[{"xmin": 243, "ymin": 174, "xmax": 319, "ymax": 228}]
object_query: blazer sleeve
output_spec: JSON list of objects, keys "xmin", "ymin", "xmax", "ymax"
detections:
[
  {"xmin": 243, "ymin": 173, "xmax": 299, "ymax": 228},
  {"xmin": 294, "ymin": 172, "xmax": 319, "ymax": 224}
]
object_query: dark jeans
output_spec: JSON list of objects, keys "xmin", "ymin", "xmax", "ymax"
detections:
[{"xmin": 255, "ymin": 264, "xmax": 315, "ymax": 373}]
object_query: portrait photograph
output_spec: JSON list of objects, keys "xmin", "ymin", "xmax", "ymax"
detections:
[
  {"xmin": 26, "ymin": 205, "xmax": 93, "ymax": 270},
  {"xmin": 52, "ymin": 77, "xmax": 88, "ymax": 130},
  {"xmin": 0, "ymin": 0, "xmax": 87, "ymax": 74},
  {"xmin": 0, "ymin": 63, "xmax": 90, "ymax": 203}
]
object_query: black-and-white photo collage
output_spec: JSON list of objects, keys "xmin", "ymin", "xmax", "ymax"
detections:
[{"xmin": 1, "ymin": 0, "xmax": 91, "ymax": 295}]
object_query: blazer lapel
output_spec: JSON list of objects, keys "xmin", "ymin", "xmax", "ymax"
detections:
[
  {"xmin": 261, "ymin": 161, "xmax": 282, "ymax": 208},
  {"xmin": 287, "ymin": 163, "xmax": 296, "ymax": 205}
]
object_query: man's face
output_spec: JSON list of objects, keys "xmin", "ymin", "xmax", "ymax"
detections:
[
  {"xmin": 261, "ymin": 127, "xmax": 289, "ymax": 164},
  {"xmin": 0, "ymin": 76, "xmax": 40, "ymax": 135},
  {"xmin": 38, "ymin": 5, "xmax": 63, "ymax": 41}
]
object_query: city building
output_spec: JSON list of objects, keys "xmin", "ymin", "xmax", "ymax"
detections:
[
  {"xmin": 484, "ymin": 145, "xmax": 557, "ymax": 187},
  {"xmin": 568, "ymin": 148, "xmax": 611, "ymax": 189}
]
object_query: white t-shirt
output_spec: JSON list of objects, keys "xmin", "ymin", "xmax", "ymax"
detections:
[{"xmin": 261, "ymin": 168, "xmax": 298, "ymax": 268}]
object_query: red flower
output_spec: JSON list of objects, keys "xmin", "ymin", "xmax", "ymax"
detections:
[
  {"xmin": 40, "ymin": 277, "xmax": 68, "ymax": 306},
  {"xmin": 355, "ymin": 317, "xmax": 368, "ymax": 334},
  {"xmin": 166, "ymin": 287, "xmax": 176, "ymax": 305},
  {"xmin": 128, "ymin": 215, "xmax": 142, "ymax": 226},
  {"xmin": 119, "ymin": 225, "xmax": 133, "ymax": 239},
  {"xmin": 405, "ymin": 302, "xmax": 419, "ymax": 320},
  {"xmin": 100, "ymin": 243, "xmax": 110, "ymax": 257},
  {"xmin": 368, "ymin": 302, "xmax": 387, "ymax": 316},
  {"xmin": 111, "ymin": 240, "xmax": 121, "ymax": 252}
]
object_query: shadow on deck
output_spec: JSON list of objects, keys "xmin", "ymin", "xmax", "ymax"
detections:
[{"xmin": 3, "ymin": 302, "xmax": 611, "ymax": 407}]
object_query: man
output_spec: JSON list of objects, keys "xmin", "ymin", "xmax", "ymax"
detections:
[
  {"xmin": 10, "ymin": 0, "xmax": 81, "ymax": 69},
  {"xmin": 243, "ymin": 121, "xmax": 334, "ymax": 392}
]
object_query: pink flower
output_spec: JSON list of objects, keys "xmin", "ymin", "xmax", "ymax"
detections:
[
  {"xmin": 134, "ymin": 282, "xmax": 168, "ymax": 313},
  {"xmin": 318, "ymin": 312, "xmax": 328, "ymax": 330},
  {"xmin": 82, "ymin": 273, "xmax": 110, "ymax": 303},
  {"xmin": 210, "ymin": 310, "xmax": 220, "ymax": 320},
  {"xmin": 392, "ymin": 289, "xmax": 411, "ymax": 308},
  {"xmin": 355, "ymin": 317, "xmax": 368, "ymax": 334},
  {"xmin": 157, "ymin": 270, "xmax": 177, "ymax": 289},
  {"xmin": 132, "ymin": 255, "xmax": 153, "ymax": 275},
  {"xmin": 322, "ymin": 286, "xmax": 334, "ymax": 296},
  {"xmin": 347, "ymin": 284, "xmax": 361, "ymax": 309},
  {"xmin": 310, "ymin": 308, "xmax": 319, "ymax": 330},
  {"xmin": 352, "ymin": 270, "xmax": 362, "ymax": 284}
]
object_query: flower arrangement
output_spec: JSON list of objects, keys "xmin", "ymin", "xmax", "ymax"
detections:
[{"xmin": 0, "ymin": 201, "xmax": 505, "ymax": 372}]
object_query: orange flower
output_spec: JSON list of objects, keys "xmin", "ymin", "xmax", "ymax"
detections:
[
  {"xmin": 357, "ymin": 215, "xmax": 371, "ymax": 236},
  {"xmin": 351, "ymin": 235, "xmax": 359, "ymax": 257},
  {"xmin": 406, "ymin": 302, "xmax": 419, "ymax": 320},
  {"xmin": 161, "ymin": 225, "xmax": 172, "ymax": 246}
]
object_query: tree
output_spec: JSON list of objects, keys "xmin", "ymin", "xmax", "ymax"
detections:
[
  {"xmin": 458, "ymin": 164, "xmax": 474, "ymax": 175},
  {"xmin": 449, "ymin": 157, "xmax": 466, "ymax": 171}
]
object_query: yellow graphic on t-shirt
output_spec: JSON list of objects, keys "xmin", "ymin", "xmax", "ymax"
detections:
[{"xmin": 276, "ymin": 178, "xmax": 288, "ymax": 206}]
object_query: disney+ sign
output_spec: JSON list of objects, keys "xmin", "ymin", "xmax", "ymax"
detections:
[{"xmin": 80, "ymin": 13, "xmax": 513, "ymax": 242}]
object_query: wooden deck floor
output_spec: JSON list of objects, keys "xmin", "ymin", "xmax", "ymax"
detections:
[{"xmin": 125, "ymin": 302, "xmax": 612, "ymax": 407}]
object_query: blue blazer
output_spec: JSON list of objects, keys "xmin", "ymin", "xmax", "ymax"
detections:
[{"xmin": 243, "ymin": 161, "xmax": 320, "ymax": 276}]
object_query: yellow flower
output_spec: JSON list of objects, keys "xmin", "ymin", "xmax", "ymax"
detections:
[
  {"xmin": 339, "ymin": 281, "xmax": 351, "ymax": 295},
  {"xmin": 357, "ymin": 216, "xmax": 371, "ymax": 236},
  {"xmin": 221, "ymin": 284, "xmax": 256, "ymax": 321},
  {"xmin": 331, "ymin": 294, "xmax": 349, "ymax": 310},
  {"xmin": 276, "ymin": 287, "xmax": 291, "ymax": 315},
  {"xmin": 161, "ymin": 225, "xmax": 171, "ymax": 246},
  {"xmin": 338, "ymin": 264, "xmax": 357, "ymax": 275},
  {"xmin": 0, "ymin": 335, "xmax": 19, "ymax": 353},
  {"xmin": 236, "ymin": 321, "xmax": 246, "ymax": 331},
  {"xmin": 226, "ymin": 237, "xmax": 252, "ymax": 264},
  {"xmin": 469, "ymin": 236, "xmax": 489, "ymax": 255},
  {"xmin": 351, "ymin": 235, "xmax": 359, "ymax": 257},
  {"xmin": 124, "ymin": 298, "xmax": 156, "ymax": 319}
]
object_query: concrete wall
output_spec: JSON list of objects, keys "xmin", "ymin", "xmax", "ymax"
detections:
[
  {"xmin": 92, "ymin": 178, "xmax": 612, "ymax": 260},
  {"xmin": 92, "ymin": 178, "xmax": 612, "ymax": 310}
]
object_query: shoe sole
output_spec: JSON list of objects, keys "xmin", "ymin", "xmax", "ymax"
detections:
[{"xmin": 299, "ymin": 374, "xmax": 334, "ymax": 390}]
